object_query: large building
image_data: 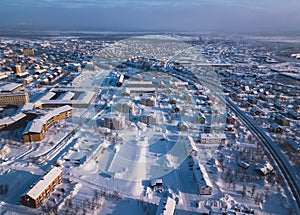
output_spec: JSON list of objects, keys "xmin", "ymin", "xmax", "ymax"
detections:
[
  {"xmin": 21, "ymin": 167, "xmax": 62, "ymax": 208},
  {"xmin": 0, "ymin": 92, "xmax": 29, "ymax": 107},
  {"xmin": 0, "ymin": 83, "xmax": 28, "ymax": 107},
  {"xmin": 36, "ymin": 88, "xmax": 96, "ymax": 108},
  {"xmin": 23, "ymin": 105, "xmax": 73, "ymax": 142},
  {"xmin": 0, "ymin": 83, "xmax": 24, "ymax": 93}
]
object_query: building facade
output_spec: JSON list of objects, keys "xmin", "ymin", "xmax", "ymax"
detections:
[{"xmin": 21, "ymin": 167, "xmax": 62, "ymax": 208}]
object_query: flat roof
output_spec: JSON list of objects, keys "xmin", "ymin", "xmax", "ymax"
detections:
[
  {"xmin": 57, "ymin": 92, "xmax": 75, "ymax": 101},
  {"xmin": 26, "ymin": 167, "xmax": 62, "ymax": 200},
  {"xmin": 155, "ymin": 197, "xmax": 176, "ymax": 215},
  {"xmin": 39, "ymin": 92, "xmax": 56, "ymax": 101},
  {"xmin": 0, "ymin": 83, "xmax": 23, "ymax": 92}
]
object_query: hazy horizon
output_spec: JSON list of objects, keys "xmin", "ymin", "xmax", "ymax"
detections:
[{"xmin": 0, "ymin": 0, "xmax": 300, "ymax": 33}]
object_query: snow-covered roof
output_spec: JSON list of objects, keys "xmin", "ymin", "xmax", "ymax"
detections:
[
  {"xmin": 20, "ymin": 103, "xmax": 35, "ymax": 111},
  {"xmin": 57, "ymin": 92, "xmax": 75, "ymax": 100},
  {"xmin": 40, "ymin": 91, "xmax": 56, "ymax": 101},
  {"xmin": 200, "ymin": 133, "xmax": 226, "ymax": 139},
  {"xmin": 155, "ymin": 197, "xmax": 176, "ymax": 215},
  {"xmin": 192, "ymin": 157, "xmax": 213, "ymax": 188},
  {"xmin": 0, "ymin": 112, "xmax": 26, "ymax": 127},
  {"xmin": 185, "ymin": 136, "xmax": 198, "ymax": 153},
  {"xmin": 125, "ymin": 81, "xmax": 153, "ymax": 87},
  {"xmin": 25, "ymin": 167, "xmax": 62, "ymax": 200},
  {"xmin": 125, "ymin": 87, "xmax": 156, "ymax": 94},
  {"xmin": 23, "ymin": 119, "xmax": 45, "ymax": 134},
  {"xmin": 0, "ymin": 83, "xmax": 23, "ymax": 92},
  {"xmin": 23, "ymin": 105, "xmax": 72, "ymax": 134}
]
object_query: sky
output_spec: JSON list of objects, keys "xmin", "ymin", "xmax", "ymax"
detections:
[{"xmin": 0, "ymin": 0, "xmax": 299, "ymax": 33}]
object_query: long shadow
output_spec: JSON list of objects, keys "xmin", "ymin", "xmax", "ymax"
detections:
[{"xmin": 0, "ymin": 169, "xmax": 40, "ymax": 204}]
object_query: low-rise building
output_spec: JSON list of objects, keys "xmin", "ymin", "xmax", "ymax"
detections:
[
  {"xmin": 155, "ymin": 197, "xmax": 176, "ymax": 215},
  {"xmin": 192, "ymin": 157, "xmax": 213, "ymax": 195},
  {"xmin": 255, "ymin": 162, "xmax": 273, "ymax": 176},
  {"xmin": 287, "ymin": 139, "xmax": 300, "ymax": 152},
  {"xmin": 23, "ymin": 105, "xmax": 73, "ymax": 142},
  {"xmin": 104, "ymin": 112, "xmax": 126, "ymax": 130},
  {"xmin": 275, "ymin": 114, "xmax": 290, "ymax": 126},
  {"xmin": 200, "ymin": 133, "xmax": 226, "ymax": 144},
  {"xmin": 21, "ymin": 167, "xmax": 62, "ymax": 208},
  {"xmin": 141, "ymin": 111, "xmax": 161, "ymax": 125},
  {"xmin": 116, "ymin": 99, "xmax": 135, "ymax": 114},
  {"xmin": 270, "ymin": 123, "xmax": 283, "ymax": 133},
  {"xmin": 141, "ymin": 95, "xmax": 156, "ymax": 106},
  {"xmin": 177, "ymin": 121, "xmax": 189, "ymax": 131}
]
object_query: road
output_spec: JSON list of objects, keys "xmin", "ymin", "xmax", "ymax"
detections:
[
  {"xmin": 166, "ymin": 50, "xmax": 300, "ymax": 212},
  {"xmin": 226, "ymin": 96, "xmax": 300, "ymax": 213}
]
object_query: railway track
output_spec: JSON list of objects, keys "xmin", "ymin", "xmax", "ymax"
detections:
[{"xmin": 226, "ymin": 97, "xmax": 300, "ymax": 212}]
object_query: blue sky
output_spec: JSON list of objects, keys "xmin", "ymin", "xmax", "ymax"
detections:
[{"xmin": 0, "ymin": 0, "xmax": 299, "ymax": 32}]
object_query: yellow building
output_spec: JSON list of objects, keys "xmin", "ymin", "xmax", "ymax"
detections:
[
  {"xmin": 22, "ymin": 167, "xmax": 62, "ymax": 208},
  {"xmin": 0, "ymin": 92, "xmax": 29, "ymax": 107},
  {"xmin": 23, "ymin": 49, "xmax": 35, "ymax": 56},
  {"xmin": 23, "ymin": 105, "xmax": 73, "ymax": 142},
  {"xmin": 14, "ymin": 65, "xmax": 22, "ymax": 74}
]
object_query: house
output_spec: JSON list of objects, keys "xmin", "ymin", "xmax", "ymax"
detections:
[
  {"xmin": 275, "ymin": 114, "xmax": 290, "ymax": 126},
  {"xmin": 250, "ymin": 107, "xmax": 261, "ymax": 116},
  {"xmin": 197, "ymin": 112, "xmax": 206, "ymax": 124},
  {"xmin": 177, "ymin": 121, "xmax": 189, "ymax": 131},
  {"xmin": 21, "ymin": 167, "xmax": 62, "ymax": 208},
  {"xmin": 200, "ymin": 133, "xmax": 226, "ymax": 144},
  {"xmin": 155, "ymin": 197, "xmax": 176, "ymax": 215},
  {"xmin": 270, "ymin": 123, "xmax": 283, "ymax": 133},
  {"xmin": 241, "ymin": 100, "xmax": 250, "ymax": 108},
  {"xmin": 141, "ymin": 95, "xmax": 156, "ymax": 106},
  {"xmin": 226, "ymin": 114, "xmax": 236, "ymax": 124},
  {"xmin": 103, "ymin": 112, "xmax": 126, "ymax": 130},
  {"xmin": 255, "ymin": 162, "xmax": 273, "ymax": 176},
  {"xmin": 248, "ymin": 96, "xmax": 258, "ymax": 105},
  {"xmin": 287, "ymin": 139, "xmax": 300, "ymax": 152}
]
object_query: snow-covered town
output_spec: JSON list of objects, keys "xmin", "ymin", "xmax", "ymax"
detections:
[{"xmin": 0, "ymin": 32, "xmax": 299, "ymax": 215}]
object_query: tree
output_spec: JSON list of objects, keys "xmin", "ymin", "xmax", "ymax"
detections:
[
  {"xmin": 251, "ymin": 185, "xmax": 256, "ymax": 198},
  {"xmin": 242, "ymin": 184, "xmax": 247, "ymax": 198}
]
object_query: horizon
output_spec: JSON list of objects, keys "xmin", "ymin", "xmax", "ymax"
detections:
[{"xmin": 0, "ymin": 0, "xmax": 299, "ymax": 34}]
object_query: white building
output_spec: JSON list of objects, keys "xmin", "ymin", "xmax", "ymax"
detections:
[
  {"xmin": 141, "ymin": 111, "xmax": 161, "ymax": 125},
  {"xmin": 200, "ymin": 133, "xmax": 226, "ymax": 144},
  {"xmin": 155, "ymin": 197, "xmax": 176, "ymax": 215},
  {"xmin": 192, "ymin": 157, "xmax": 213, "ymax": 195},
  {"xmin": 104, "ymin": 112, "xmax": 126, "ymax": 130},
  {"xmin": 116, "ymin": 99, "xmax": 135, "ymax": 114},
  {"xmin": 141, "ymin": 95, "xmax": 156, "ymax": 106}
]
